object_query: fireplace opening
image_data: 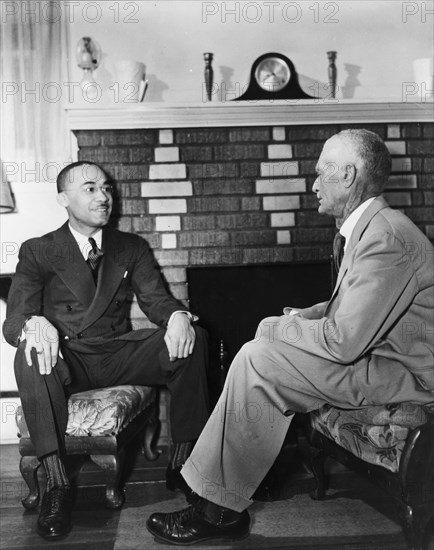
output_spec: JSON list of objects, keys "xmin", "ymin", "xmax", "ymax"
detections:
[{"xmin": 187, "ymin": 260, "xmax": 335, "ymax": 402}]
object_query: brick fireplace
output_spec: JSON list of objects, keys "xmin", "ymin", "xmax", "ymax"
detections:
[{"xmin": 67, "ymin": 101, "xmax": 434, "ymax": 445}]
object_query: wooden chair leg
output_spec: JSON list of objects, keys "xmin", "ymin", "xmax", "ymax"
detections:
[
  {"xmin": 401, "ymin": 503, "xmax": 434, "ymax": 550},
  {"xmin": 19, "ymin": 456, "xmax": 41, "ymax": 510},
  {"xmin": 90, "ymin": 453, "xmax": 125, "ymax": 510},
  {"xmin": 401, "ymin": 503, "xmax": 426, "ymax": 550},
  {"xmin": 64, "ymin": 454, "xmax": 86, "ymax": 482},
  {"xmin": 309, "ymin": 446, "xmax": 327, "ymax": 501},
  {"xmin": 142, "ymin": 415, "xmax": 161, "ymax": 461},
  {"xmin": 422, "ymin": 514, "xmax": 434, "ymax": 550}
]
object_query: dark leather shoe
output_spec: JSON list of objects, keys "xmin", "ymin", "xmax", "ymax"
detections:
[
  {"xmin": 37, "ymin": 486, "xmax": 73, "ymax": 539},
  {"xmin": 147, "ymin": 502, "xmax": 250, "ymax": 545}
]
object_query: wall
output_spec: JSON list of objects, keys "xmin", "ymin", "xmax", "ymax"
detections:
[
  {"xmin": 74, "ymin": 121, "xmax": 434, "ymax": 326},
  {"xmin": 0, "ymin": 183, "xmax": 67, "ymax": 443},
  {"xmin": 67, "ymin": 0, "xmax": 434, "ymax": 103}
]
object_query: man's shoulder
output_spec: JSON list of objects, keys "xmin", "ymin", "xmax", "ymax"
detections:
[
  {"xmin": 104, "ymin": 227, "xmax": 146, "ymax": 247},
  {"xmin": 376, "ymin": 205, "xmax": 430, "ymax": 240},
  {"xmin": 103, "ymin": 228, "xmax": 151, "ymax": 263},
  {"xmin": 21, "ymin": 224, "xmax": 67, "ymax": 249},
  {"xmin": 367, "ymin": 202, "xmax": 434, "ymax": 256}
]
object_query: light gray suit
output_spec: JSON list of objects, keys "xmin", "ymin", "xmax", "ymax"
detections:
[{"xmin": 181, "ymin": 196, "xmax": 434, "ymax": 512}]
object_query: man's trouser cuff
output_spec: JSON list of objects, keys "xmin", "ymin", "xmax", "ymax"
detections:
[{"xmin": 181, "ymin": 457, "xmax": 253, "ymax": 513}]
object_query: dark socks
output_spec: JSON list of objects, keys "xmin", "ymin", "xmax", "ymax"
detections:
[
  {"xmin": 169, "ymin": 441, "xmax": 195, "ymax": 469},
  {"xmin": 41, "ymin": 453, "xmax": 70, "ymax": 491}
]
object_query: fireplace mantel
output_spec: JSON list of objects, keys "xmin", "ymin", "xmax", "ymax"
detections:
[{"xmin": 66, "ymin": 100, "xmax": 433, "ymax": 130}]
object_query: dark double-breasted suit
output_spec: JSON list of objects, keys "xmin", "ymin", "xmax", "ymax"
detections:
[{"xmin": 4, "ymin": 222, "xmax": 210, "ymax": 458}]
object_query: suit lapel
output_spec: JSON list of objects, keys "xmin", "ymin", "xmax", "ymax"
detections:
[
  {"xmin": 79, "ymin": 228, "xmax": 129, "ymax": 331},
  {"xmin": 347, "ymin": 196, "xmax": 389, "ymax": 250},
  {"xmin": 328, "ymin": 196, "xmax": 390, "ymax": 303},
  {"xmin": 49, "ymin": 223, "xmax": 96, "ymax": 306}
]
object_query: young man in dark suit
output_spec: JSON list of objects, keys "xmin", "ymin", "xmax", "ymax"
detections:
[{"xmin": 3, "ymin": 161, "xmax": 210, "ymax": 539}]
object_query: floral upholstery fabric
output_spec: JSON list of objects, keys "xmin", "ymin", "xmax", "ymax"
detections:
[
  {"xmin": 310, "ymin": 403, "xmax": 430, "ymax": 473},
  {"xmin": 17, "ymin": 385, "xmax": 156, "ymax": 438}
]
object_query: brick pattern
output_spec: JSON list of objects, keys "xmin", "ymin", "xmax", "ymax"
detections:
[
  {"xmin": 74, "ymin": 121, "xmax": 433, "ymax": 449},
  {"xmin": 75, "ymin": 122, "xmax": 433, "ymax": 322}
]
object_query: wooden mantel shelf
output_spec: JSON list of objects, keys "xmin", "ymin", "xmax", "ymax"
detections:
[{"xmin": 66, "ymin": 100, "xmax": 433, "ymax": 130}]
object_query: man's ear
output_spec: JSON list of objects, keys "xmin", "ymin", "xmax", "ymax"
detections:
[
  {"xmin": 57, "ymin": 192, "xmax": 69, "ymax": 208},
  {"xmin": 342, "ymin": 164, "xmax": 356, "ymax": 188}
]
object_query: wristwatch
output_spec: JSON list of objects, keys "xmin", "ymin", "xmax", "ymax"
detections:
[{"xmin": 167, "ymin": 311, "xmax": 199, "ymax": 326}]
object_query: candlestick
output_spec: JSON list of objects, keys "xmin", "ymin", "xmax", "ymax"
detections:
[
  {"xmin": 203, "ymin": 52, "xmax": 214, "ymax": 102},
  {"xmin": 327, "ymin": 51, "xmax": 337, "ymax": 99}
]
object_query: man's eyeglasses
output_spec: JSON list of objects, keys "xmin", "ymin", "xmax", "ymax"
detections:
[{"xmin": 82, "ymin": 184, "xmax": 114, "ymax": 195}]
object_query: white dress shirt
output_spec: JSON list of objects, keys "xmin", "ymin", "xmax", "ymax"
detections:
[{"xmin": 68, "ymin": 224, "xmax": 103, "ymax": 260}]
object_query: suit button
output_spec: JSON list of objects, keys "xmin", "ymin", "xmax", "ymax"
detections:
[
  {"xmin": 66, "ymin": 305, "xmax": 72, "ymax": 311},
  {"xmin": 77, "ymin": 332, "xmax": 83, "ymax": 339},
  {"xmin": 115, "ymin": 300, "xmax": 121, "ymax": 306}
]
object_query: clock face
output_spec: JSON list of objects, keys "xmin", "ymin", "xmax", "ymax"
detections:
[{"xmin": 254, "ymin": 57, "xmax": 291, "ymax": 92}]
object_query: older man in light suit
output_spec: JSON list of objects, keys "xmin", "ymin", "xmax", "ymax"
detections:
[
  {"xmin": 147, "ymin": 129, "xmax": 434, "ymax": 545},
  {"xmin": 3, "ymin": 161, "xmax": 210, "ymax": 539}
]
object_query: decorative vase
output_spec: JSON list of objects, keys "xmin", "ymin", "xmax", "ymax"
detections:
[
  {"xmin": 76, "ymin": 37, "xmax": 101, "ymax": 88},
  {"xmin": 114, "ymin": 60, "xmax": 147, "ymax": 103}
]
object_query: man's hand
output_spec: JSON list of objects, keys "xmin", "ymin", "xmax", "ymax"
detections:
[
  {"xmin": 284, "ymin": 301, "xmax": 328, "ymax": 320},
  {"xmin": 23, "ymin": 316, "xmax": 59, "ymax": 375},
  {"xmin": 164, "ymin": 313, "xmax": 196, "ymax": 361},
  {"xmin": 283, "ymin": 307, "xmax": 300, "ymax": 316}
]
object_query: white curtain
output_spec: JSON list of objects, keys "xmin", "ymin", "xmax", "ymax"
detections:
[
  {"xmin": 0, "ymin": 2, "xmax": 70, "ymax": 399},
  {"xmin": 0, "ymin": 0, "xmax": 71, "ymax": 184}
]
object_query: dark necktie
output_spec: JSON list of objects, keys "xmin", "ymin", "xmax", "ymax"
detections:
[
  {"xmin": 333, "ymin": 232, "xmax": 346, "ymax": 273},
  {"xmin": 87, "ymin": 237, "xmax": 104, "ymax": 282}
]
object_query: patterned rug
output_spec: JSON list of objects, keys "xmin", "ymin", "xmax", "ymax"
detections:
[{"xmin": 114, "ymin": 488, "xmax": 406, "ymax": 550}]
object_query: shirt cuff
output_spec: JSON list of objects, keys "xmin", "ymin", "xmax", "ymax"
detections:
[{"xmin": 167, "ymin": 311, "xmax": 199, "ymax": 327}]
